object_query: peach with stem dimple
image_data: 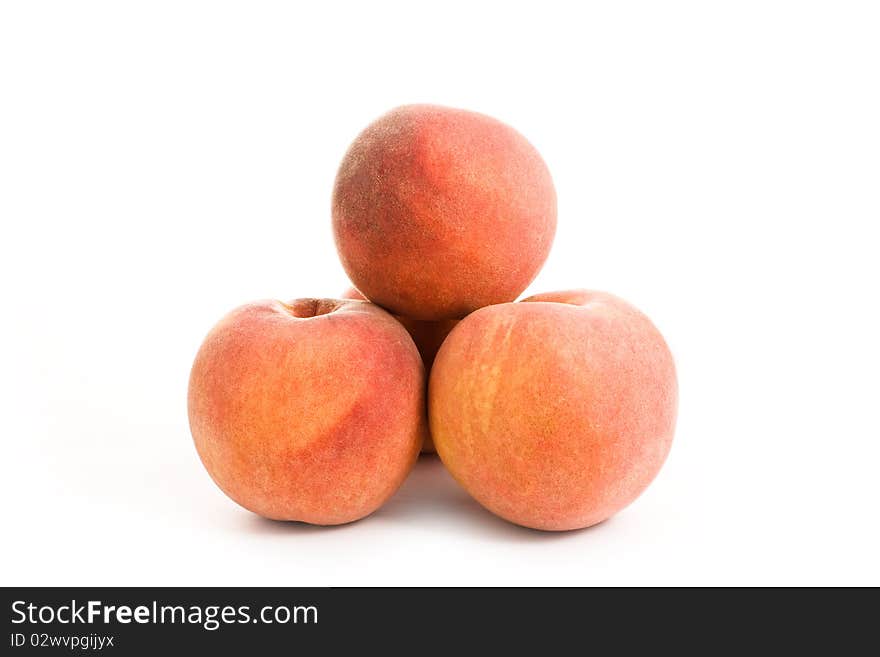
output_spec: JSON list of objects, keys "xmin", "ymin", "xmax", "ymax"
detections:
[
  {"xmin": 188, "ymin": 297, "xmax": 427, "ymax": 525},
  {"xmin": 429, "ymin": 290, "xmax": 678, "ymax": 531}
]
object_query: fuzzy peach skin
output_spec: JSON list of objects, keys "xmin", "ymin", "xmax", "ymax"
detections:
[
  {"xmin": 342, "ymin": 286, "xmax": 457, "ymax": 453},
  {"xmin": 341, "ymin": 287, "xmax": 457, "ymax": 371},
  {"xmin": 429, "ymin": 290, "xmax": 678, "ymax": 531},
  {"xmin": 332, "ymin": 104, "xmax": 557, "ymax": 320},
  {"xmin": 188, "ymin": 298, "xmax": 427, "ymax": 525}
]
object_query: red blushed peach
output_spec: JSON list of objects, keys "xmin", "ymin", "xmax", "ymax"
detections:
[
  {"xmin": 332, "ymin": 104, "xmax": 557, "ymax": 320},
  {"xmin": 429, "ymin": 290, "xmax": 678, "ymax": 531},
  {"xmin": 188, "ymin": 298, "xmax": 426, "ymax": 525},
  {"xmin": 341, "ymin": 286, "xmax": 457, "ymax": 453}
]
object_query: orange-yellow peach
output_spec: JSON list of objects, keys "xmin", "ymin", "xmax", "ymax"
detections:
[
  {"xmin": 342, "ymin": 286, "xmax": 457, "ymax": 453},
  {"xmin": 332, "ymin": 104, "xmax": 557, "ymax": 320},
  {"xmin": 188, "ymin": 298, "xmax": 426, "ymax": 525},
  {"xmin": 429, "ymin": 290, "xmax": 678, "ymax": 531}
]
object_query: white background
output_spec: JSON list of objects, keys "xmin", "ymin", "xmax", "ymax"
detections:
[{"xmin": 2, "ymin": 1, "xmax": 878, "ymax": 586}]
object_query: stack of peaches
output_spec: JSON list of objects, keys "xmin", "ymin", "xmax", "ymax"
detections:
[{"xmin": 188, "ymin": 105, "xmax": 678, "ymax": 531}]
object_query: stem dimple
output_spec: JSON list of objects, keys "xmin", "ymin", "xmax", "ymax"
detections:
[{"xmin": 282, "ymin": 298, "xmax": 341, "ymax": 318}]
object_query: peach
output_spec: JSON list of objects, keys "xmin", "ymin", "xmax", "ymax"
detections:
[
  {"xmin": 188, "ymin": 298, "xmax": 426, "ymax": 525},
  {"xmin": 429, "ymin": 290, "xmax": 678, "ymax": 531},
  {"xmin": 332, "ymin": 104, "xmax": 557, "ymax": 320},
  {"xmin": 341, "ymin": 286, "xmax": 457, "ymax": 453}
]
